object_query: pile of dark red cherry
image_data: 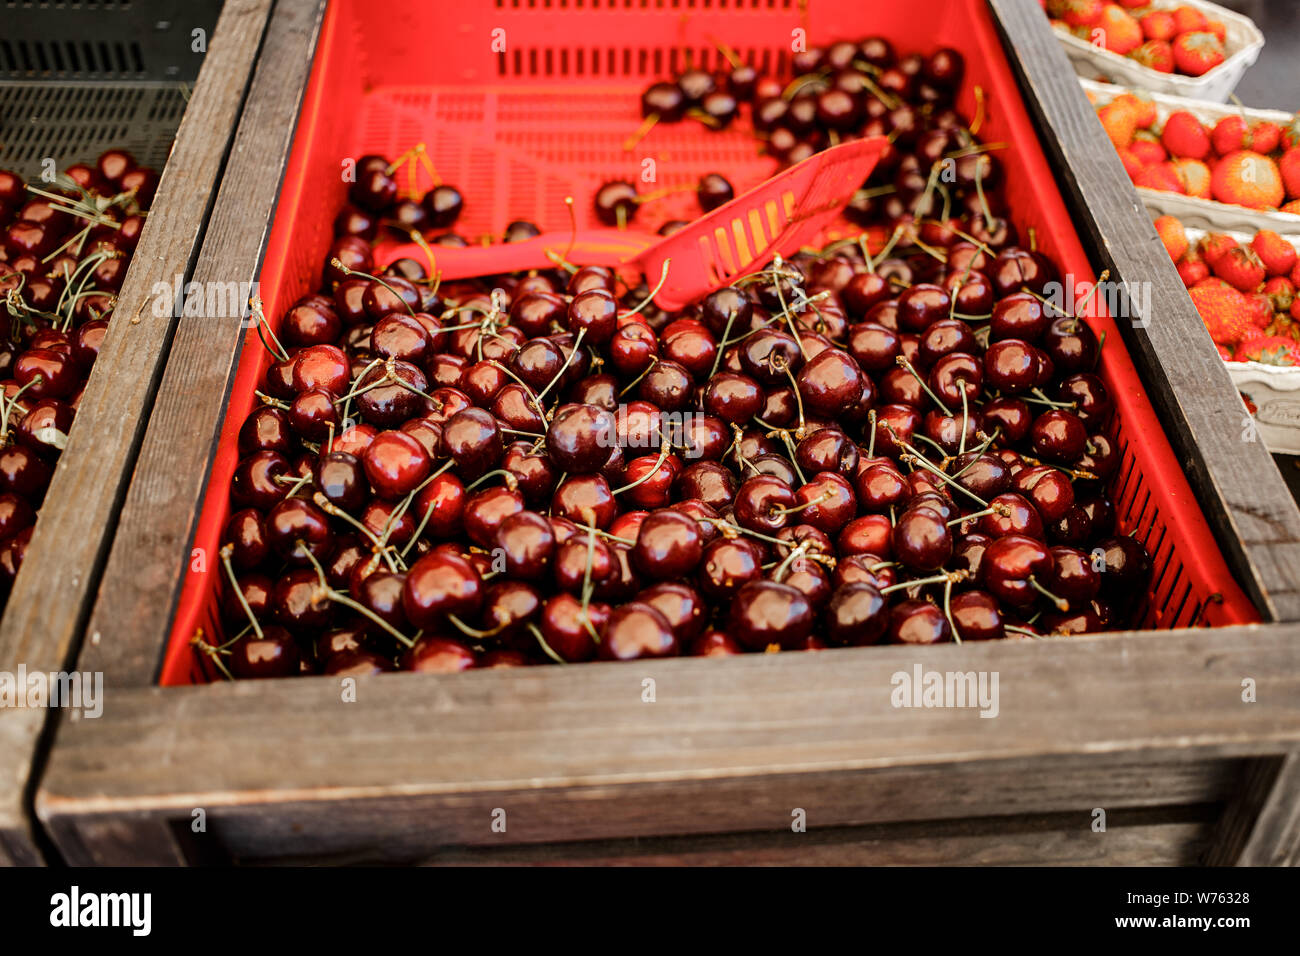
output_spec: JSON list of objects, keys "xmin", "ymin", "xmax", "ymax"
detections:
[
  {"xmin": 0, "ymin": 151, "xmax": 157, "ymax": 605},
  {"xmin": 208, "ymin": 40, "xmax": 1154, "ymax": 680}
]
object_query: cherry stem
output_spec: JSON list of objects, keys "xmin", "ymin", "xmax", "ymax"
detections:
[
  {"xmin": 1004, "ymin": 624, "xmax": 1040, "ymax": 637},
  {"xmin": 959, "ymin": 388, "xmax": 970, "ymax": 456},
  {"xmin": 312, "ymin": 492, "xmax": 399, "ymax": 572},
  {"xmin": 446, "ymin": 613, "xmax": 504, "ymax": 640},
  {"xmin": 625, "ymin": 259, "xmax": 672, "ymax": 317},
  {"xmin": 774, "ymin": 491, "xmax": 832, "ymax": 517},
  {"xmin": 896, "ymin": 355, "xmax": 953, "ymax": 417},
  {"xmin": 218, "ymin": 544, "xmax": 264, "ymax": 640},
  {"xmin": 1027, "ymin": 575, "xmax": 1069, "ymax": 612},
  {"xmin": 466, "ymin": 468, "xmax": 519, "ymax": 493},
  {"xmin": 190, "ymin": 633, "xmax": 235, "ymax": 682},
  {"xmin": 867, "ymin": 409, "xmax": 878, "ymax": 458},
  {"xmin": 772, "ymin": 542, "xmax": 809, "ymax": 583},
  {"xmin": 623, "ymin": 113, "xmax": 660, "ymax": 152},
  {"xmin": 880, "ymin": 570, "xmax": 966, "ymax": 595},
  {"xmin": 943, "ymin": 578, "xmax": 961, "ymax": 644},
  {"xmin": 611, "ymin": 443, "xmax": 671, "ymax": 495},
  {"xmin": 528, "ymin": 622, "xmax": 568, "ymax": 664},
  {"xmin": 618, "ymin": 352, "xmax": 659, "ymax": 398},
  {"xmin": 330, "ymin": 259, "xmax": 417, "ymax": 317},
  {"xmin": 946, "ymin": 503, "xmax": 1007, "ymax": 527},
  {"xmin": 333, "ymin": 590, "xmax": 416, "ymax": 648},
  {"xmin": 537, "ymin": 326, "xmax": 585, "ymax": 406},
  {"xmin": 708, "ymin": 308, "xmax": 738, "ymax": 380}
]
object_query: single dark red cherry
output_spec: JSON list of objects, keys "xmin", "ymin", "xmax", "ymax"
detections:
[
  {"xmin": 728, "ymin": 580, "xmax": 814, "ymax": 651},
  {"xmin": 598, "ymin": 602, "xmax": 679, "ymax": 660},
  {"xmin": 824, "ymin": 582, "xmax": 888, "ymax": 646},
  {"xmin": 632, "ymin": 509, "xmax": 704, "ymax": 580},
  {"xmin": 402, "ymin": 551, "xmax": 483, "ymax": 629}
]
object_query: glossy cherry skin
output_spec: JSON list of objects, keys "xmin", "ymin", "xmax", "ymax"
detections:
[
  {"xmin": 462, "ymin": 485, "xmax": 525, "ymax": 548},
  {"xmin": 538, "ymin": 593, "xmax": 607, "ymax": 662},
  {"xmin": 981, "ymin": 534, "xmax": 1053, "ymax": 608},
  {"xmin": 1048, "ymin": 545, "xmax": 1100, "ymax": 608},
  {"xmin": 547, "ymin": 403, "xmax": 616, "ymax": 474},
  {"xmin": 362, "ymin": 429, "xmax": 432, "ymax": 499},
  {"xmin": 1030, "ymin": 409, "xmax": 1088, "ymax": 463},
  {"xmin": 402, "ymin": 551, "xmax": 483, "ymax": 628},
  {"xmin": 983, "ymin": 339, "xmax": 1039, "ymax": 394},
  {"xmin": 230, "ymin": 450, "xmax": 291, "ymax": 510},
  {"xmin": 1055, "ymin": 373, "xmax": 1113, "ymax": 429},
  {"xmin": 697, "ymin": 537, "xmax": 763, "ymax": 600},
  {"xmin": 950, "ymin": 590, "xmax": 1004, "ymax": 641},
  {"xmin": 229, "ymin": 626, "xmax": 301, "ymax": 679},
  {"xmin": 439, "ymin": 407, "xmax": 503, "ymax": 481},
  {"xmin": 273, "ymin": 568, "xmax": 335, "ymax": 634},
  {"xmin": 1094, "ymin": 536, "xmax": 1152, "ymax": 605},
  {"xmin": 824, "ymin": 582, "xmax": 888, "ymax": 646},
  {"xmin": 265, "ymin": 498, "xmax": 334, "ymax": 565},
  {"xmin": 495, "ymin": 510, "xmax": 556, "ymax": 581},
  {"xmin": 796, "ymin": 348, "xmax": 865, "ymax": 418},
  {"xmin": 479, "ymin": 580, "xmax": 542, "ymax": 646},
  {"xmin": 734, "ymin": 475, "xmax": 796, "ymax": 534},
  {"xmin": 793, "ymin": 472, "xmax": 856, "ymax": 533},
  {"xmin": 638, "ymin": 582, "xmax": 708, "ymax": 644},
  {"xmin": 598, "ymin": 602, "xmax": 678, "ymax": 660},
  {"xmin": 422, "ymin": 184, "xmax": 464, "ymax": 228},
  {"xmin": 14, "ymin": 349, "xmax": 79, "ymax": 399},
  {"xmin": 980, "ymin": 397, "xmax": 1033, "ymax": 444},
  {"xmin": 630, "ymin": 508, "xmax": 704, "ymax": 581},
  {"xmin": 403, "ymin": 636, "xmax": 478, "ymax": 673},
  {"xmin": 552, "ymin": 473, "xmax": 617, "ymax": 528},
  {"xmin": 1013, "ymin": 465, "xmax": 1075, "ymax": 523},
  {"xmin": 222, "ymin": 508, "xmax": 269, "ymax": 570},
  {"xmin": 1043, "ymin": 316, "xmax": 1099, "ymax": 374},
  {"xmin": 728, "ymin": 580, "xmax": 814, "ymax": 651},
  {"xmin": 892, "ymin": 506, "xmax": 952, "ymax": 571},
  {"xmin": 896, "ymin": 284, "xmax": 951, "ymax": 333},
  {"xmin": 796, "ymin": 428, "xmax": 858, "ymax": 477},
  {"xmin": 990, "ymin": 292, "xmax": 1047, "ymax": 342},
  {"xmin": 888, "ymin": 599, "xmax": 952, "ymax": 644}
]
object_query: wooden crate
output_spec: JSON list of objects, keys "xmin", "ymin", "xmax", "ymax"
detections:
[
  {"xmin": 30, "ymin": 0, "xmax": 1300, "ymax": 865},
  {"xmin": 0, "ymin": 0, "xmax": 276, "ymax": 866}
]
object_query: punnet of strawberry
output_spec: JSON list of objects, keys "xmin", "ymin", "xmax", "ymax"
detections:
[
  {"xmin": 1043, "ymin": 1, "xmax": 1236, "ymax": 78},
  {"xmin": 1154, "ymin": 214, "xmax": 1300, "ymax": 362},
  {"xmin": 1091, "ymin": 89, "xmax": 1300, "ymax": 216},
  {"xmin": 197, "ymin": 37, "xmax": 1155, "ymax": 680},
  {"xmin": 0, "ymin": 152, "xmax": 159, "ymax": 605}
]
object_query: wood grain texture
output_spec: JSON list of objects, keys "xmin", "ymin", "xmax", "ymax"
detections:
[
  {"xmin": 409, "ymin": 806, "xmax": 1218, "ymax": 867},
  {"xmin": 1208, "ymin": 749, "xmax": 1300, "ymax": 866},
  {"xmin": 990, "ymin": 0, "xmax": 1300, "ymax": 622},
  {"xmin": 0, "ymin": 0, "xmax": 274, "ymax": 867},
  {"xmin": 37, "ymin": 625, "xmax": 1300, "ymax": 864},
  {"xmin": 75, "ymin": 0, "xmax": 328, "ymax": 688}
]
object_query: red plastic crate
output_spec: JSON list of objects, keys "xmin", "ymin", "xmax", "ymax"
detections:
[{"xmin": 161, "ymin": 0, "xmax": 1257, "ymax": 685}]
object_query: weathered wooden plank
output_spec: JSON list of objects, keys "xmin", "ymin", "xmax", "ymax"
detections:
[
  {"xmin": 0, "ymin": 0, "xmax": 275, "ymax": 867},
  {"xmin": 409, "ymin": 807, "xmax": 1216, "ymax": 867},
  {"xmin": 75, "ymin": 0, "xmax": 328, "ymax": 688},
  {"xmin": 1205, "ymin": 750, "xmax": 1300, "ymax": 866},
  {"xmin": 989, "ymin": 0, "xmax": 1300, "ymax": 621},
  {"xmin": 37, "ymin": 626, "xmax": 1300, "ymax": 863}
]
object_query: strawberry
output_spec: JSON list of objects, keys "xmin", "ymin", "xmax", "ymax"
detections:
[
  {"xmin": 1173, "ymin": 158, "xmax": 1212, "ymax": 198},
  {"xmin": 1097, "ymin": 99, "xmax": 1139, "ymax": 149},
  {"xmin": 1116, "ymin": 147, "xmax": 1145, "ymax": 180},
  {"xmin": 1250, "ymin": 122, "xmax": 1283, "ymax": 155},
  {"xmin": 1139, "ymin": 9, "xmax": 1177, "ymax": 41},
  {"xmin": 1251, "ymin": 230, "xmax": 1298, "ymax": 277},
  {"xmin": 1291, "ymin": 260, "xmax": 1300, "ymax": 288},
  {"xmin": 1135, "ymin": 161, "xmax": 1186, "ymax": 193},
  {"xmin": 1212, "ymin": 115, "xmax": 1251, "ymax": 155},
  {"xmin": 1246, "ymin": 293, "xmax": 1273, "ymax": 328},
  {"xmin": 1280, "ymin": 148, "xmax": 1300, "ymax": 200},
  {"xmin": 1133, "ymin": 39, "xmax": 1174, "ymax": 73},
  {"xmin": 1117, "ymin": 0, "xmax": 1145, "ymax": 7},
  {"xmin": 1096, "ymin": 4, "xmax": 1143, "ymax": 55},
  {"xmin": 1282, "ymin": 200, "xmax": 1300, "ymax": 216},
  {"xmin": 1130, "ymin": 132, "xmax": 1166, "ymax": 165},
  {"xmin": 1172, "ymin": 31, "xmax": 1226, "ymax": 77},
  {"xmin": 1171, "ymin": 5, "xmax": 1209, "ymax": 34},
  {"xmin": 1263, "ymin": 276, "xmax": 1296, "ymax": 314},
  {"xmin": 1190, "ymin": 281, "xmax": 1255, "ymax": 345},
  {"xmin": 1235, "ymin": 335, "xmax": 1300, "ymax": 366},
  {"xmin": 1161, "ymin": 110, "xmax": 1211, "ymax": 159},
  {"xmin": 1292, "ymin": 296, "xmax": 1300, "ymax": 322},
  {"xmin": 1177, "ymin": 250, "xmax": 1210, "ymax": 287},
  {"xmin": 1154, "ymin": 214, "xmax": 1188, "ymax": 261},
  {"xmin": 1211, "ymin": 151, "xmax": 1286, "ymax": 210},
  {"xmin": 1128, "ymin": 93, "xmax": 1158, "ymax": 129},
  {"xmin": 1217, "ymin": 344, "xmax": 1233, "ymax": 361},
  {"xmin": 1200, "ymin": 232, "xmax": 1240, "ymax": 269},
  {"xmin": 1205, "ymin": 19, "xmax": 1227, "ymax": 44},
  {"xmin": 1213, "ymin": 245, "xmax": 1266, "ymax": 293},
  {"xmin": 1055, "ymin": 0, "xmax": 1104, "ymax": 28}
]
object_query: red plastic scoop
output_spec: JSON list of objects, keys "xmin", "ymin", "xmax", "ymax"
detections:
[{"xmin": 374, "ymin": 136, "xmax": 887, "ymax": 311}]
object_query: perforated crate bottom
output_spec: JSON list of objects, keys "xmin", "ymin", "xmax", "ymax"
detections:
[
  {"xmin": 0, "ymin": 82, "xmax": 186, "ymax": 180},
  {"xmin": 362, "ymin": 85, "xmax": 787, "ymax": 240}
]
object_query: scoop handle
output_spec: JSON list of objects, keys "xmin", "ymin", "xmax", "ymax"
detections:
[{"xmin": 374, "ymin": 229, "xmax": 654, "ymax": 278}]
